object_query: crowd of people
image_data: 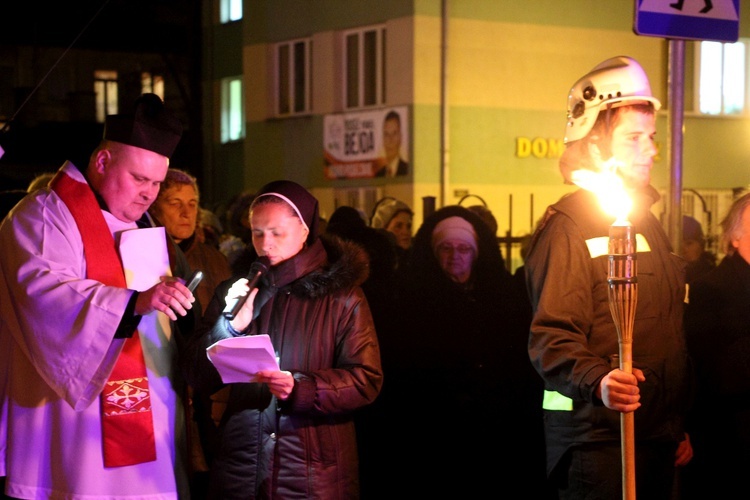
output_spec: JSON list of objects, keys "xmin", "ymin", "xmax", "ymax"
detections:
[{"xmin": 0, "ymin": 55, "xmax": 748, "ymax": 500}]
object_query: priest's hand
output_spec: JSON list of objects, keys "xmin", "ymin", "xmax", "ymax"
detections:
[{"xmin": 135, "ymin": 277, "xmax": 195, "ymax": 321}]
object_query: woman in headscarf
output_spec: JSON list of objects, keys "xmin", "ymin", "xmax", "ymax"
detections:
[
  {"xmin": 183, "ymin": 180, "xmax": 383, "ymax": 499},
  {"xmin": 377, "ymin": 205, "xmax": 547, "ymax": 499},
  {"xmin": 369, "ymin": 197, "xmax": 413, "ymax": 271}
]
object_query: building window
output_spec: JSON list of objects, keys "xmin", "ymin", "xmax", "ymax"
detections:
[
  {"xmin": 221, "ymin": 76, "xmax": 244, "ymax": 143},
  {"xmin": 695, "ymin": 39, "xmax": 747, "ymax": 116},
  {"xmin": 94, "ymin": 70, "xmax": 118, "ymax": 123},
  {"xmin": 343, "ymin": 25, "xmax": 385, "ymax": 109},
  {"xmin": 141, "ymin": 72, "xmax": 164, "ymax": 99},
  {"xmin": 276, "ymin": 38, "xmax": 312, "ymax": 116},
  {"xmin": 220, "ymin": 0, "xmax": 242, "ymax": 23}
]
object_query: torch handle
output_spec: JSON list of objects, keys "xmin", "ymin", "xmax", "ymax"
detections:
[
  {"xmin": 608, "ymin": 221, "xmax": 638, "ymax": 500},
  {"xmin": 620, "ymin": 339, "xmax": 636, "ymax": 500}
]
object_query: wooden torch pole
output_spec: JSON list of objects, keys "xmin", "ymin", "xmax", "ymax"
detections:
[{"xmin": 607, "ymin": 220, "xmax": 638, "ymax": 500}]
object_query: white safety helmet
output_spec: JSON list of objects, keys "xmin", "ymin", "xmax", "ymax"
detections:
[{"xmin": 564, "ymin": 56, "xmax": 661, "ymax": 144}]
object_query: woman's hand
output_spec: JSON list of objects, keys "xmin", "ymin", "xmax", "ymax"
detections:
[
  {"xmin": 226, "ymin": 279, "xmax": 259, "ymax": 331},
  {"xmin": 255, "ymin": 370, "xmax": 294, "ymax": 400}
]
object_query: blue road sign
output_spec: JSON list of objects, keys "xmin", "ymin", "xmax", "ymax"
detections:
[{"xmin": 635, "ymin": 0, "xmax": 740, "ymax": 42}]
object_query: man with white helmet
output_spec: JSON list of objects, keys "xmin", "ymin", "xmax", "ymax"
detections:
[{"xmin": 524, "ymin": 56, "xmax": 693, "ymax": 498}]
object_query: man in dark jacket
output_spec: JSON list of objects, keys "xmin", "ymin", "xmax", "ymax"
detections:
[
  {"xmin": 682, "ymin": 191, "xmax": 750, "ymax": 498},
  {"xmin": 525, "ymin": 56, "xmax": 693, "ymax": 499}
]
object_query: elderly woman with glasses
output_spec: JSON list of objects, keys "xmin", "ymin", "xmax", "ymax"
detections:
[{"xmin": 369, "ymin": 204, "xmax": 548, "ymax": 499}]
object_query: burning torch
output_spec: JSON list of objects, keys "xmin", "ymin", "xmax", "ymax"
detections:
[
  {"xmin": 573, "ymin": 164, "xmax": 637, "ymax": 500},
  {"xmin": 607, "ymin": 217, "xmax": 637, "ymax": 500}
]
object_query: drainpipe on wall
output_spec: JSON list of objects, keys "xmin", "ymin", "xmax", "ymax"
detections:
[{"xmin": 440, "ymin": 0, "xmax": 450, "ymax": 208}]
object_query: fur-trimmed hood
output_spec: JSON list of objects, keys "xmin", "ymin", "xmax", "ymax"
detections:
[{"xmin": 262, "ymin": 234, "xmax": 370, "ymax": 299}]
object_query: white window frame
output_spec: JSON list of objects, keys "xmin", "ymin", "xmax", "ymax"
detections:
[
  {"xmin": 342, "ymin": 25, "xmax": 386, "ymax": 110},
  {"xmin": 221, "ymin": 76, "xmax": 244, "ymax": 143},
  {"xmin": 694, "ymin": 38, "xmax": 749, "ymax": 116},
  {"xmin": 220, "ymin": 0, "xmax": 242, "ymax": 23},
  {"xmin": 275, "ymin": 38, "xmax": 312, "ymax": 117},
  {"xmin": 94, "ymin": 70, "xmax": 118, "ymax": 123}
]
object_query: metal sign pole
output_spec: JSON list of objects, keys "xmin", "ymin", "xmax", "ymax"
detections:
[{"xmin": 667, "ymin": 39, "xmax": 686, "ymax": 256}]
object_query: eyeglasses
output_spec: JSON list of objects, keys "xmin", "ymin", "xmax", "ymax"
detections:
[{"xmin": 436, "ymin": 243, "xmax": 474, "ymax": 256}]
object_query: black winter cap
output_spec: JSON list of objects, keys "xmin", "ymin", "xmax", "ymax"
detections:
[{"xmin": 104, "ymin": 93, "xmax": 183, "ymax": 157}]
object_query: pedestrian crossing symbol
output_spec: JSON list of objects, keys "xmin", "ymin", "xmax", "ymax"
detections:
[{"xmin": 634, "ymin": 0, "xmax": 740, "ymax": 42}]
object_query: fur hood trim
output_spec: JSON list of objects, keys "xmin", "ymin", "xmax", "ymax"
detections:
[{"xmin": 273, "ymin": 234, "xmax": 370, "ymax": 299}]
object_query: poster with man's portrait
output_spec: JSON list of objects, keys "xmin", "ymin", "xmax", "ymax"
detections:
[{"xmin": 323, "ymin": 107, "xmax": 409, "ymax": 180}]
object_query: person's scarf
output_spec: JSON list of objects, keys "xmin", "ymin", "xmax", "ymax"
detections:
[{"xmin": 51, "ymin": 166, "xmax": 156, "ymax": 467}]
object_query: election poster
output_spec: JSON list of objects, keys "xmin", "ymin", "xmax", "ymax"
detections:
[{"xmin": 323, "ymin": 106, "xmax": 409, "ymax": 180}]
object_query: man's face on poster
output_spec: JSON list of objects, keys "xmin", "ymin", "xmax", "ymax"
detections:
[{"xmin": 383, "ymin": 117, "xmax": 402, "ymax": 162}]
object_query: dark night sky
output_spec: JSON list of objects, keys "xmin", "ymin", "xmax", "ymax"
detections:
[
  {"xmin": 0, "ymin": 0, "xmax": 200, "ymax": 189},
  {"xmin": 0, "ymin": 0, "xmax": 195, "ymax": 53}
]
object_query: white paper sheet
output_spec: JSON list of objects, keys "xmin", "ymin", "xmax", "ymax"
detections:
[
  {"xmin": 118, "ymin": 226, "xmax": 172, "ymax": 342},
  {"xmin": 118, "ymin": 226, "xmax": 171, "ymax": 291},
  {"xmin": 206, "ymin": 334, "xmax": 280, "ymax": 383}
]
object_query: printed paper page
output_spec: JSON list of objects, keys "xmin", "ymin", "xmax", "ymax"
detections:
[{"xmin": 206, "ymin": 334, "xmax": 280, "ymax": 383}]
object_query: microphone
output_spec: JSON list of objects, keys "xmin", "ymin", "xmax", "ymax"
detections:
[{"xmin": 222, "ymin": 256, "xmax": 271, "ymax": 320}]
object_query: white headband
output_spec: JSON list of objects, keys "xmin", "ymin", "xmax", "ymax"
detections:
[{"xmin": 253, "ymin": 192, "xmax": 310, "ymax": 233}]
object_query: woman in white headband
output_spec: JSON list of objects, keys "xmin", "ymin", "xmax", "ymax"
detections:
[{"xmin": 183, "ymin": 179, "xmax": 383, "ymax": 499}]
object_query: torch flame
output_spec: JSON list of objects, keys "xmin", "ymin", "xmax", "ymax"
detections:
[{"xmin": 570, "ymin": 158, "xmax": 632, "ymax": 224}]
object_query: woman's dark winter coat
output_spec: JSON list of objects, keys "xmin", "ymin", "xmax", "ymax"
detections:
[
  {"xmin": 365, "ymin": 205, "xmax": 547, "ymax": 499},
  {"xmin": 182, "ymin": 235, "xmax": 383, "ymax": 500}
]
